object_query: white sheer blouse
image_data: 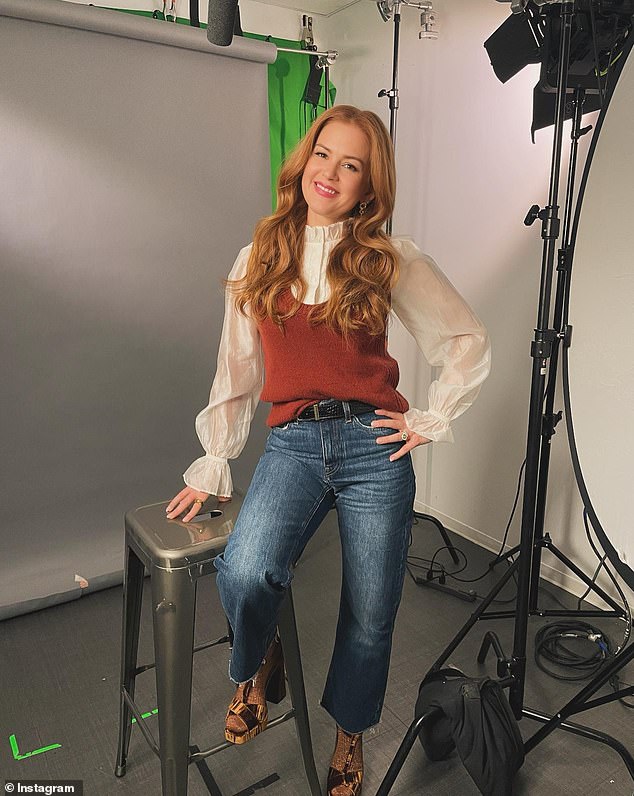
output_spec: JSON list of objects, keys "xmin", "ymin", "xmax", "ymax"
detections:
[{"xmin": 183, "ymin": 220, "xmax": 491, "ymax": 496}]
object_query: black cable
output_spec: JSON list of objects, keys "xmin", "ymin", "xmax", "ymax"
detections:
[
  {"xmin": 608, "ymin": 674, "xmax": 634, "ymax": 709},
  {"xmin": 408, "ymin": 374, "xmax": 547, "ymax": 595},
  {"xmin": 443, "ymin": 457, "xmax": 525, "ymax": 587},
  {"xmin": 429, "ymin": 545, "xmax": 467, "ymax": 576},
  {"xmin": 407, "ymin": 447, "xmax": 527, "ymax": 600},
  {"xmin": 581, "ymin": 509, "xmax": 632, "ymax": 656},
  {"xmin": 406, "ymin": 535, "xmax": 518, "ymax": 604},
  {"xmin": 494, "ymin": 457, "xmax": 526, "ymax": 561},
  {"xmin": 404, "ymin": 555, "xmax": 518, "ymax": 604},
  {"xmin": 533, "ymin": 503, "xmax": 633, "ymax": 704},
  {"xmin": 444, "ymin": 387, "xmax": 552, "ymax": 589},
  {"xmin": 577, "ymin": 510, "xmax": 610, "ymax": 607},
  {"xmin": 575, "ymin": 551, "xmax": 608, "ymax": 610},
  {"xmin": 405, "ymin": 547, "xmax": 466, "ymax": 585},
  {"xmin": 449, "ymin": 559, "xmax": 515, "ymax": 585},
  {"xmin": 534, "ymin": 620, "xmax": 611, "ymax": 681}
]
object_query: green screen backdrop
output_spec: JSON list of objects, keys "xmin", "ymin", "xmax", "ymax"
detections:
[{"xmin": 246, "ymin": 33, "xmax": 336, "ymax": 207}]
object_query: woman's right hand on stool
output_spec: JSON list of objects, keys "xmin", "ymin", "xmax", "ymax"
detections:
[{"xmin": 166, "ymin": 486, "xmax": 231, "ymax": 522}]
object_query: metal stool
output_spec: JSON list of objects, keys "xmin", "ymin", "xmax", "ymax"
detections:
[{"xmin": 114, "ymin": 495, "xmax": 321, "ymax": 796}]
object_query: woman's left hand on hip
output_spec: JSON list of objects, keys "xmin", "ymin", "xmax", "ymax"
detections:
[{"xmin": 372, "ymin": 409, "xmax": 431, "ymax": 461}]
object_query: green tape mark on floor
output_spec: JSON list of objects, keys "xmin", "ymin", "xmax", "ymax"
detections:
[
  {"xmin": 8, "ymin": 706, "xmax": 158, "ymax": 760},
  {"xmin": 131, "ymin": 707, "xmax": 159, "ymax": 723},
  {"xmin": 9, "ymin": 733, "xmax": 62, "ymax": 760}
]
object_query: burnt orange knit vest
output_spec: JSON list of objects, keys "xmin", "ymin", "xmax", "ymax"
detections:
[{"xmin": 258, "ymin": 291, "xmax": 409, "ymax": 427}]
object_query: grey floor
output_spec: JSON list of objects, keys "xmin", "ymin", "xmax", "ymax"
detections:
[{"xmin": 1, "ymin": 512, "xmax": 633, "ymax": 795}]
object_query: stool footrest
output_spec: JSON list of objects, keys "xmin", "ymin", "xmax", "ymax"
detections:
[
  {"xmin": 124, "ymin": 687, "xmax": 297, "ymax": 767},
  {"xmin": 134, "ymin": 634, "xmax": 231, "ymax": 677},
  {"xmin": 188, "ymin": 709, "xmax": 297, "ymax": 763},
  {"xmin": 193, "ymin": 634, "xmax": 231, "ymax": 655}
]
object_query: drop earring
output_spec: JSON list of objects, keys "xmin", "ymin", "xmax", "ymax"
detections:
[{"xmin": 358, "ymin": 201, "xmax": 368, "ymax": 216}]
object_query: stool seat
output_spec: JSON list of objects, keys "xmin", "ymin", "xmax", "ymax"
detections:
[
  {"xmin": 125, "ymin": 498, "xmax": 239, "ymax": 568},
  {"xmin": 115, "ymin": 494, "xmax": 321, "ymax": 796}
]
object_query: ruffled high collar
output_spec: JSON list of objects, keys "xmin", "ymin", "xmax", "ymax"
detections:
[{"xmin": 304, "ymin": 219, "xmax": 350, "ymax": 243}]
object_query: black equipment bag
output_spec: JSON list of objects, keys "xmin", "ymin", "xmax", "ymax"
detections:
[{"xmin": 415, "ymin": 667, "xmax": 525, "ymax": 796}]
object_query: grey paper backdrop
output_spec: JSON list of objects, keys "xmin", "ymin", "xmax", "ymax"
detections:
[{"xmin": 0, "ymin": 0, "xmax": 275, "ymax": 618}]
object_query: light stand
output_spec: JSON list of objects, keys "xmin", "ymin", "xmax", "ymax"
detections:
[
  {"xmin": 378, "ymin": 0, "xmax": 402, "ymax": 157},
  {"xmin": 377, "ymin": 0, "xmax": 436, "ymax": 234},
  {"xmin": 377, "ymin": 0, "xmax": 466, "ymax": 602},
  {"xmin": 489, "ymin": 83, "xmax": 624, "ymax": 627},
  {"xmin": 376, "ymin": 3, "xmax": 634, "ymax": 792},
  {"xmin": 376, "ymin": 0, "xmax": 471, "ymax": 601}
]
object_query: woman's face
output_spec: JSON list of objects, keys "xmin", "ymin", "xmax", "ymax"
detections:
[{"xmin": 301, "ymin": 120, "xmax": 374, "ymax": 227}]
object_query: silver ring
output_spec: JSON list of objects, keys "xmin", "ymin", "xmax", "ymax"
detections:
[{"xmin": 401, "ymin": 431, "xmax": 409, "ymax": 442}]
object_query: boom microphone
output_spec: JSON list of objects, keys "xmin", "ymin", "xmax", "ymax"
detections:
[{"xmin": 207, "ymin": 0, "xmax": 239, "ymax": 46}]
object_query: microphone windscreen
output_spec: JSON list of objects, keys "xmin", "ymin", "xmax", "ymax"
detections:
[{"xmin": 207, "ymin": 0, "xmax": 239, "ymax": 46}]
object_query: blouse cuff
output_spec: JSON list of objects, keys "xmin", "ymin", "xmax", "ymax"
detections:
[
  {"xmin": 404, "ymin": 408, "xmax": 455, "ymax": 444},
  {"xmin": 183, "ymin": 455, "xmax": 233, "ymax": 497}
]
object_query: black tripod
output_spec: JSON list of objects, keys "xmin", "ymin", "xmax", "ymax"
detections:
[{"xmin": 377, "ymin": 4, "xmax": 634, "ymax": 793}]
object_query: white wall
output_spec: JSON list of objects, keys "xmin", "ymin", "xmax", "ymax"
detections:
[{"xmin": 321, "ymin": 0, "xmax": 632, "ymax": 607}]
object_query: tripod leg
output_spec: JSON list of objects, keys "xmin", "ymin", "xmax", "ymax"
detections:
[
  {"xmin": 375, "ymin": 710, "xmax": 440, "ymax": 796},
  {"xmin": 489, "ymin": 543, "xmax": 521, "ymax": 570},
  {"xmin": 526, "ymin": 641, "xmax": 634, "ymax": 736},
  {"xmin": 429, "ymin": 559, "xmax": 518, "ymax": 672},
  {"xmin": 524, "ymin": 708, "xmax": 634, "ymax": 779},
  {"xmin": 542, "ymin": 540, "xmax": 624, "ymax": 614},
  {"xmin": 523, "ymin": 642, "xmax": 634, "ymax": 780}
]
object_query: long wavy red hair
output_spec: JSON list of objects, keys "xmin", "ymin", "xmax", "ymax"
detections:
[{"xmin": 229, "ymin": 105, "xmax": 400, "ymax": 336}]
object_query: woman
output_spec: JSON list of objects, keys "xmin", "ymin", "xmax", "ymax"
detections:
[{"xmin": 166, "ymin": 105, "xmax": 490, "ymax": 795}]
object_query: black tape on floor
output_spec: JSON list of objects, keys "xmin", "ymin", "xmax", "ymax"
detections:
[{"xmin": 232, "ymin": 773, "xmax": 281, "ymax": 796}]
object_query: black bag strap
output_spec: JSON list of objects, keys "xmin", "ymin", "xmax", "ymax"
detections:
[{"xmin": 303, "ymin": 54, "xmax": 323, "ymax": 107}]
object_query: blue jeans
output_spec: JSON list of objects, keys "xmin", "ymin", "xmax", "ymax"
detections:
[{"xmin": 213, "ymin": 408, "xmax": 416, "ymax": 734}]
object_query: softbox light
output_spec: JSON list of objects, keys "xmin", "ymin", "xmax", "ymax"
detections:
[{"xmin": 485, "ymin": 1, "xmax": 634, "ymax": 133}]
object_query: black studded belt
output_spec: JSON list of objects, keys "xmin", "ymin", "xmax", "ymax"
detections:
[{"xmin": 297, "ymin": 399, "xmax": 377, "ymax": 421}]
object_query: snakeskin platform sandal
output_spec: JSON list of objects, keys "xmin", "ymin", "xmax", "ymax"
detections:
[
  {"xmin": 224, "ymin": 637, "xmax": 286, "ymax": 744},
  {"xmin": 327, "ymin": 726, "xmax": 364, "ymax": 796}
]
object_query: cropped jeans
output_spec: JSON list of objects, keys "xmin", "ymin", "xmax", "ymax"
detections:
[{"xmin": 213, "ymin": 408, "xmax": 416, "ymax": 734}]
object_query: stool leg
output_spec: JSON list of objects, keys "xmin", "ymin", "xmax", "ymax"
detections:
[
  {"xmin": 278, "ymin": 587, "xmax": 321, "ymax": 796},
  {"xmin": 151, "ymin": 567, "xmax": 197, "ymax": 796},
  {"xmin": 115, "ymin": 544, "xmax": 146, "ymax": 777}
]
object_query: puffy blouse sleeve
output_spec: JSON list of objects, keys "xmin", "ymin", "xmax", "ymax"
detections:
[
  {"xmin": 390, "ymin": 237, "xmax": 491, "ymax": 443},
  {"xmin": 182, "ymin": 244, "xmax": 264, "ymax": 495}
]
